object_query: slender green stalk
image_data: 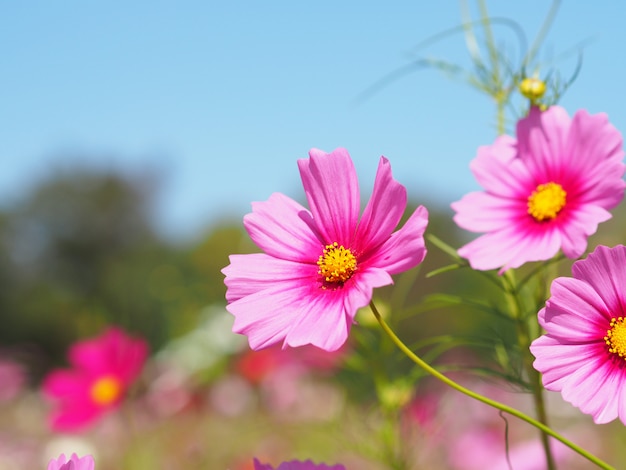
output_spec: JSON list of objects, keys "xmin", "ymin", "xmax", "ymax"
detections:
[
  {"xmin": 370, "ymin": 300, "xmax": 615, "ymax": 470},
  {"xmin": 477, "ymin": 0, "xmax": 508, "ymax": 135},
  {"xmin": 502, "ymin": 270, "xmax": 555, "ymax": 470},
  {"xmin": 523, "ymin": 0, "xmax": 562, "ymax": 69}
]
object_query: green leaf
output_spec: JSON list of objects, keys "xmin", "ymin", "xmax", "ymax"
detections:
[{"xmin": 426, "ymin": 233, "xmax": 463, "ymax": 261}]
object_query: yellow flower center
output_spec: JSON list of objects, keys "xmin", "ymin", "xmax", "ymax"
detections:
[
  {"xmin": 90, "ymin": 375, "xmax": 123, "ymax": 406},
  {"xmin": 317, "ymin": 242, "xmax": 357, "ymax": 285},
  {"xmin": 605, "ymin": 317, "xmax": 626, "ymax": 360},
  {"xmin": 527, "ymin": 182, "xmax": 567, "ymax": 222}
]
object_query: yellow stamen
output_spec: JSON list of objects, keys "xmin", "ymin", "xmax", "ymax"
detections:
[
  {"xmin": 527, "ymin": 182, "xmax": 567, "ymax": 222},
  {"xmin": 317, "ymin": 242, "xmax": 357, "ymax": 285},
  {"xmin": 90, "ymin": 375, "xmax": 123, "ymax": 406},
  {"xmin": 605, "ymin": 317, "xmax": 626, "ymax": 360}
]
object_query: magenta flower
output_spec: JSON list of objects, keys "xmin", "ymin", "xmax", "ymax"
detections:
[
  {"xmin": 530, "ymin": 245, "xmax": 626, "ymax": 424},
  {"xmin": 253, "ymin": 458, "xmax": 345, "ymax": 470},
  {"xmin": 42, "ymin": 327, "xmax": 148, "ymax": 431},
  {"xmin": 222, "ymin": 148, "xmax": 428, "ymax": 351},
  {"xmin": 452, "ymin": 105, "xmax": 625, "ymax": 271},
  {"xmin": 47, "ymin": 453, "xmax": 95, "ymax": 470}
]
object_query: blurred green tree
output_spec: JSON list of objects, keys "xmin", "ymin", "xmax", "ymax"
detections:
[{"xmin": 3, "ymin": 169, "xmax": 177, "ymax": 369}]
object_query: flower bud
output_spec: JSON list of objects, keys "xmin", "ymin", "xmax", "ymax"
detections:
[{"xmin": 519, "ymin": 77, "xmax": 546, "ymax": 102}]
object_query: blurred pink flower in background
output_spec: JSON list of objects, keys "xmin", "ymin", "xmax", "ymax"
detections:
[
  {"xmin": 452, "ymin": 105, "xmax": 625, "ymax": 272},
  {"xmin": 253, "ymin": 458, "xmax": 346, "ymax": 470},
  {"xmin": 42, "ymin": 327, "xmax": 148, "ymax": 432},
  {"xmin": 449, "ymin": 428, "xmax": 575, "ymax": 470},
  {"xmin": 47, "ymin": 453, "xmax": 95, "ymax": 470},
  {"xmin": 223, "ymin": 147, "xmax": 428, "ymax": 351},
  {"xmin": 232, "ymin": 344, "xmax": 346, "ymax": 419},
  {"xmin": 235, "ymin": 344, "xmax": 346, "ymax": 385},
  {"xmin": 531, "ymin": 244, "xmax": 626, "ymax": 424},
  {"xmin": 0, "ymin": 357, "xmax": 26, "ymax": 403},
  {"xmin": 236, "ymin": 346, "xmax": 291, "ymax": 386}
]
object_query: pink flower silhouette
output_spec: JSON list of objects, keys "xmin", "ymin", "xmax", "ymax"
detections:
[
  {"xmin": 47, "ymin": 453, "xmax": 95, "ymax": 470},
  {"xmin": 223, "ymin": 148, "xmax": 428, "ymax": 351},
  {"xmin": 531, "ymin": 245, "xmax": 626, "ymax": 424},
  {"xmin": 253, "ymin": 458, "xmax": 345, "ymax": 470},
  {"xmin": 452, "ymin": 105, "xmax": 624, "ymax": 271},
  {"xmin": 42, "ymin": 327, "xmax": 148, "ymax": 431}
]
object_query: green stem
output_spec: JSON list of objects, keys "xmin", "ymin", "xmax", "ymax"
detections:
[
  {"xmin": 372, "ymin": 363, "xmax": 406, "ymax": 469},
  {"xmin": 502, "ymin": 270, "xmax": 556, "ymax": 470},
  {"xmin": 369, "ymin": 300, "xmax": 615, "ymax": 470},
  {"xmin": 477, "ymin": 0, "xmax": 507, "ymax": 136}
]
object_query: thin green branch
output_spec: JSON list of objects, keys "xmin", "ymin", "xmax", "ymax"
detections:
[
  {"xmin": 370, "ymin": 300, "xmax": 614, "ymax": 470},
  {"xmin": 523, "ymin": 0, "xmax": 562, "ymax": 68}
]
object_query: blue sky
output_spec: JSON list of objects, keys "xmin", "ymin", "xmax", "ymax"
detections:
[{"xmin": 1, "ymin": 1, "xmax": 625, "ymax": 241}]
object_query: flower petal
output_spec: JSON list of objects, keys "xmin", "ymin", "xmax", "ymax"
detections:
[
  {"xmin": 344, "ymin": 267, "xmax": 393, "ymax": 317},
  {"xmin": 284, "ymin": 289, "xmax": 349, "ymax": 351},
  {"xmin": 468, "ymin": 135, "xmax": 532, "ymax": 197},
  {"xmin": 297, "ymin": 148, "xmax": 360, "ymax": 245},
  {"xmin": 517, "ymin": 105, "xmax": 571, "ymax": 179},
  {"xmin": 228, "ymin": 281, "xmax": 315, "ymax": 350},
  {"xmin": 556, "ymin": 205, "xmax": 611, "ymax": 259},
  {"xmin": 567, "ymin": 109, "xmax": 625, "ymax": 179},
  {"xmin": 48, "ymin": 401, "xmax": 105, "ymax": 431},
  {"xmin": 364, "ymin": 206, "xmax": 428, "ymax": 274},
  {"xmin": 531, "ymin": 337, "xmax": 602, "ymax": 392},
  {"xmin": 452, "ymin": 191, "xmax": 524, "ymax": 233},
  {"xmin": 560, "ymin": 350, "xmax": 619, "ymax": 424},
  {"xmin": 540, "ymin": 277, "xmax": 611, "ymax": 339},
  {"xmin": 223, "ymin": 254, "xmax": 315, "ymax": 303},
  {"xmin": 355, "ymin": 156, "xmax": 407, "ymax": 251},
  {"xmin": 244, "ymin": 193, "xmax": 322, "ymax": 262},
  {"xmin": 457, "ymin": 223, "xmax": 561, "ymax": 272},
  {"xmin": 67, "ymin": 327, "xmax": 147, "ymax": 381},
  {"xmin": 571, "ymin": 245, "xmax": 626, "ymax": 315},
  {"xmin": 42, "ymin": 370, "xmax": 92, "ymax": 398}
]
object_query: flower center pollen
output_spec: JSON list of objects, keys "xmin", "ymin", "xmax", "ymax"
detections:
[
  {"xmin": 527, "ymin": 182, "xmax": 567, "ymax": 222},
  {"xmin": 90, "ymin": 375, "xmax": 123, "ymax": 406},
  {"xmin": 605, "ymin": 317, "xmax": 626, "ymax": 360},
  {"xmin": 317, "ymin": 242, "xmax": 357, "ymax": 285}
]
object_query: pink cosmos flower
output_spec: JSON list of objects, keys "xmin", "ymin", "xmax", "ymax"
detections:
[
  {"xmin": 222, "ymin": 148, "xmax": 428, "ymax": 351},
  {"xmin": 42, "ymin": 327, "xmax": 148, "ymax": 432},
  {"xmin": 452, "ymin": 105, "xmax": 625, "ymax": 271},
  {"xmin": 253, "ymin": 458, "xmax": 345, "ymax": 470},
  {"xmin": 530, "ymin": 245, "xmax": 626, "ymax": 424},
  {"xmin": 47, "ymin": 453, "xmax": 95, "ymax": 470}
]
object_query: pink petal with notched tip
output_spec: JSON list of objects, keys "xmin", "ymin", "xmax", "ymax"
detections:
[
  {"xmin": 297, "ymin": 148, "xmax": 359, "ymax": 245},
  {"xmin": 355, "ymin": 156, "xmax": 407, "ymax": 252},
  {"xmin": 364, "ymin": 205, "xmax": 428, "ymax": 275},
  {"xmin": 571, "ymin": 244, "xmax": 626, "ymax": 315},
  {"xmin": 244, "ymin": 192, "xmax": 322, "ymax": 263},
  {"xmin": 540, "ymin": 277, "xmax": 611, "ymax": 339},
  {"xmin": 47, "ymin": 453, "xmax": 95, "ymax": 470},
  {"xmin": 223, "ymin": 254, "xmax": 315, "ymax": 303}
]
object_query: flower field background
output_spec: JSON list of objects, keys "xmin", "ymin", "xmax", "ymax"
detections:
[
  {"xmin": 1, "ymin": 167, "xmax": 626, "ymax": 468},
  {"xmin": 3, "ymin": 1, "xmax": 626, "ymax": 469}
]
